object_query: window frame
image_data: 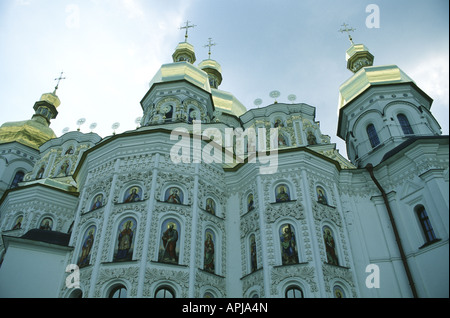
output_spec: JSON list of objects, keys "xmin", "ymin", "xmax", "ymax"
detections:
[
  {"xmin": 285, "ymin": 285, "xmax": 304, "ymax": 298},
  {"xmin": 366, "ymin": 123, "xmax": 380, "ymax": 148},
  {"xmin": 397, "ymin": 114, "xmax": 414, "ymax": 135},
  {"xmin": 108, "ymin": 285, "xmax": 127, "ymax": 298},
  {"xmin": 416, "ymin": 205, "xmax": 437, "ymax": 244}
]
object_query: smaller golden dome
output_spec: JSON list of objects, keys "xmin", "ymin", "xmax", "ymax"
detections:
[
  {"xmin": 39, "ymin": 92, "xmax": 61, "ymax": 108},
  {"xmin": 346, "ymin": 43, "xmax": 375, "ymax": 73},
  {"xmin": 172, "ymin": 42, "xmax": 196, "ymax": 64},
  {"xmin": 199, "ymin": 59, "xmax": 223, "ymax": 89}
]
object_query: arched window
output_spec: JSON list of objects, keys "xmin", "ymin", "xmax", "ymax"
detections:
[
  {"xmin": 204, "ymin": 291, "xmax": 215, "ymax": 298},
  {"xmin": 249, "ymin": 234, "xmax": 257, "ymax": 273},
  {"xmin": 366, "ymin": 124, "xmax": 380, "ymax": 148},
  {"xmin": 165, "ymin": 105, "xmax": 174, "ymax": 121},
  {"xmin": 285, "ymin": 286, "xmax": 304, "ymax": 298},
  {"xmin": 333, "ymin": 285, "xmax": 346, "ymax": 298},
  {"xmin": 416, "ymin": 206, "xmax": 437, "ymax": 243},
  {"xmin": 68, "ymin": 289, "xmax": 83, "ymax": 298},
  {"xmin": 155, "ymin": 286, "xmax": 175, "ymax": 298},
  {"xmin": 10, "ymin": 171, "xmax": 24, "ymax": 188},
  {"xmin": 109, "ymin": 285, "xmax": 127, "ymax": 298},
  {"xmin": 397, "ymin": 114, "xmax": 414, "ymax": 135},
  {"xmin": 188, "ymin": 108, "xmax": 199, "ymax": 123}
]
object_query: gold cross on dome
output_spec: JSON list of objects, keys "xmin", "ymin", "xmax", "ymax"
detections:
[
  {"xmin": 204, "ymin": 38, "xmax": 217, "ymax": 59},
  {"xmin": 339, "ymin": 23, "xmax": 356, "ymax": 44},
  {"xmin": 53, "ymin": 71, "xmax": 66, "ymax": 94},
  {"xmin": 180, "ymin": 20, "xmax": 196, "ymax": 42}
]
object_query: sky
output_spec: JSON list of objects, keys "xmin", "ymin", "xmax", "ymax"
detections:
[{"xmin": 0, "ymin": 0, "xmax": 448, "ymax": 159}]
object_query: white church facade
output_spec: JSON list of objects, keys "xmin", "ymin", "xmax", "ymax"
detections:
[{"xmin": 0, "ymin": 33, "xmax": 448, "ymax": 298}]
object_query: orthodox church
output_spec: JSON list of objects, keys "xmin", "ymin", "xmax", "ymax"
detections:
[{"xmin": 0, "ymin": 26, "xmax": 448, "ymax": 298}]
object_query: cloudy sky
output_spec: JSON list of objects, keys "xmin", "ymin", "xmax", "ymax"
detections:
[{"xmin": 0, "ymin": 0, "xmax": 448, "ymax": 159}]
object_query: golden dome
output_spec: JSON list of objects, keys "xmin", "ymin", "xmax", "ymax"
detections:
[
  {"xmin": 0, "ymin": 118, "xmax": 57, "ymax": 150},
  {"xmin": 199, "ymin": 59, "xmax": 223, "ymax": 89},
  {"xmin": 0, "ymin": 92, "xmax": 60, "ymax": 150},
  {"xmin": 339, "ymin": 64, "xmax": 415, "ymax": 109},
  {"xmin": 39, "ymin": 92, "xmax": 61, "ymax": 108},
  {"xmin": 172, "ymin": 41, "xmax": 196, "ymax": 64}
]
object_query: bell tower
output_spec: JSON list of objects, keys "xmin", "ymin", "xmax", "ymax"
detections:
[{"xmin": 336, "ymin": 26, "xmax": 441, "ymax": 168}]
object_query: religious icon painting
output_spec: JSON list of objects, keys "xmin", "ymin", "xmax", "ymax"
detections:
[
  {"xmin": 316, "ymin": 186, "xmax": 328, "ymax": 205},
  {"xmin": 123, "ymin": 186, "xmax": 142, "ymax": 203},
  {"xmin": 77, "ymin": 225, "xmax": 96, "ymax": 268},
  {"xmin": 205, "ymin": 198, "xmax": 216, "ymax": 215},
  {"xmin": 333, "ymin": 285, "xmax": 346, "ymax": 298},
  {"xmin": 323, "ymin": 226, "xmax": 339, "ymax": 265},
  {"xmin": 36, "ymin": 166, "xmax": 45, "ymax": 179},
  {"xmin": 58, "ymin": 160, "xmax": 70, "ymax": 177},
  {"xmin": 39, "ymin": 217, "xmax": 53, "ymax": 231},
  {"xmin": 277, "ymin": 132, "xmax": 289, "ymax": 147},
  {"xmin": 164, "ymin": 187, "xmax": 183, "ymax": 204},
  {"xmin": 65, "ymin": 147, "xmax": 74, "ymax": 155},
  {"xmin": 204, "ymin": 229, "xmax": 215, "ymax": 273},
  {"xmin": 279, "ymin": 223, "xmax": 299, "ymax": 265},
  {"xmin": 203, "ymin": 292, "xmax": 215, "ymax": 298},
  {"xmin": 275, "ymin": 184, "xmax": 290, "ymax": 202},
  {"xmin": 90, "ymin": 194, "xmax": 103, "ymax": 211},
  {"xmin": 273, "ymin": 118, "xmax": 284, "ymax": 128},
  {"xmin": 12, "ymin": 215, "xmax": 23, "ymax": 230},
  {"xmin": 113, "ymin": 217, "xmax": 137, "ymax": 262},
  {"xmin": 250, "ymin": 234, "xmax": 257, "ymax": 272},
  {"xmin": 247, "ymin": 193, "xmax": 255, "ymax": 212},
  {"xmin": 158, "ymin": 219, "xmax": 181, "ymax": 264}
]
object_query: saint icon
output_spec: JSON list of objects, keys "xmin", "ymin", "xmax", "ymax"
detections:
[
  {"xmin": 114, "ymin": 218, "xmax": 136, "ymax": 262},
  {"xmin": 159, "ymin": 220, "xmax": 180, "ymax": 264}
]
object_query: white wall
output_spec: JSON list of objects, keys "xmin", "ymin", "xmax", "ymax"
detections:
[{"xmin": 0, "ymin": 239, "xmax": 71, "ymax": 298}]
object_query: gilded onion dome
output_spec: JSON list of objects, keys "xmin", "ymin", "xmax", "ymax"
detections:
[
  {"xmin": 0, "ymin": 92, "xmax": 60, "ymax": 150},
  {"xmin": 198, "ymin": 59, "xmax": 223, "ymax": 89},
  {"xmin": 339, "ymin": 42, "xmax": 415, "ymax": 110}
]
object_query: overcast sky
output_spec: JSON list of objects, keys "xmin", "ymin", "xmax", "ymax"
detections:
[{"xmin": 0, "ymin": 0, "xmax": 448, "ymax": 159}]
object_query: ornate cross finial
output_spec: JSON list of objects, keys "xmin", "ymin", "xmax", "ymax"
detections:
[
  {"xmin": 53, "ymin": 71, "xmax": 66, "ymax": 94},
  {"xmin": 180, "ymin": 20, "xmax": 196, "ymax": 42},
  {"xmin": 204, "ymin": 37, "xmax": 217, "ymax": 59},
  {"xmin": 339, "ymin": 23, "xmax": 356, "ymax": 44}
]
